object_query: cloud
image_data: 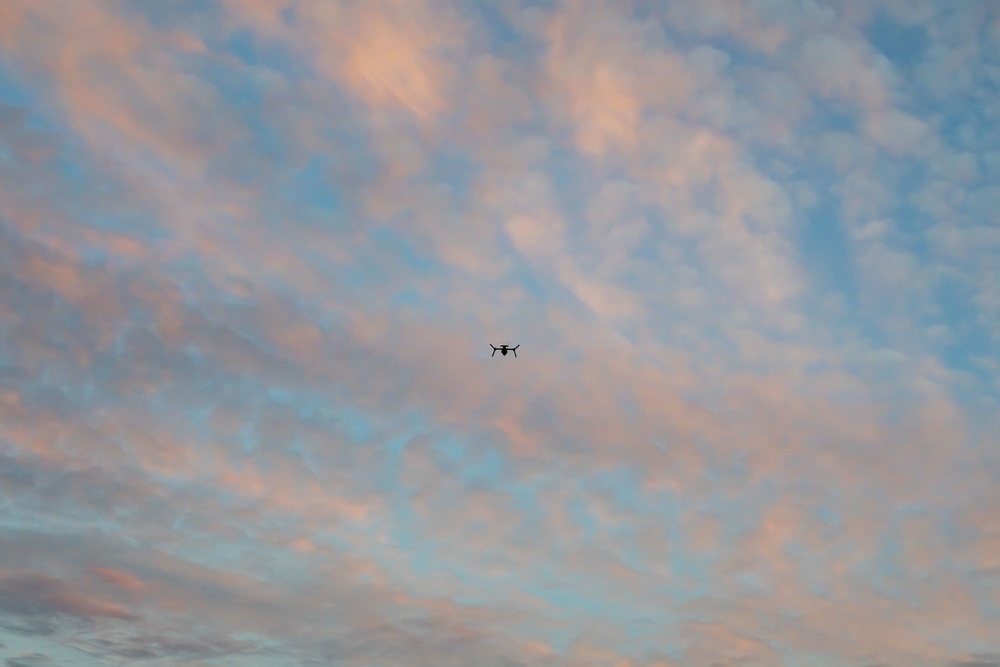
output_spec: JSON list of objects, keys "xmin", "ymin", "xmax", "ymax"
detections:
[
  {"xmin": 0, "ymin": 573, "xmax": 135, "ymax": 626},
  {"xmin": 794, "ymin": 32, "xmax": 899, "ymax": 110},
  {"xmin": 541, "ymin": 0, "xmax": 693, "ymax": 156},
  {"xmin": 5, "ymin": 655, "xmax": 55, "ymax": 667},
  {"xmin": 336, "ymin": 0, "xmax": 461, "ymax": 120},
  {"xmin": 89, "ymin": 567, "xmax": 147, "ymax": 593},
  {"xmin": 951, "ymin": 655, "xmax": 1000, "ymax": 667},
  {"xmin": 0, "ymin": 0, "xmax": 998, "ymax": 666},
  {"xmin": 865, "ymin": 108, "xmax": 934, "ymax": 157},
  {"xmin": 666, "ymin": 0, "xmax": 802, "ymax": 54}
]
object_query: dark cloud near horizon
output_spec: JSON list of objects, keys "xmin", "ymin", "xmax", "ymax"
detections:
[
  {"xmin": 0, "ymin": 573, "xmax": 135, "ymax": 624},
  {"xmin": 950, "ymin": 655, "xmax": 1000, "ymax": 667},
  {"xmin": 0, "ymin": 573, "xmax": 138, "ymax": 637},
  {"xmin": 4, "ymin": 654, "xmax": 54, "ymax": 667}
]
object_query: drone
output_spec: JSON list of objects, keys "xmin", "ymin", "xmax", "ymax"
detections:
[{"xmin": 491, "ymin": 344, "xmax": 519, "ymax": 357}]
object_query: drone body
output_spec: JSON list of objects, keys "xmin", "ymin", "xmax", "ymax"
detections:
[{"xmin": 491, "ymin": 344, "xmax": 519, "ymax": 357}]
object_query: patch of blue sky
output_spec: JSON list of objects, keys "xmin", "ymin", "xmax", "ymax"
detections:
[
  {"xmin": 386, "ymin": 501, "xmax": 443, "ymax": 580},
  {"xmin": 335, "ymin": 405, "xmax": 377, "ymax": 446},
  {"xmin": 333, "ymin": 252, "xmax": 390, "ymax": 292},
  {"xmin": 698, "ymin": 485, "xmax": 773, "ymax": 546},
  {"xmin": 797, "ymin": 183, "xmax": 861, "ymax": 311},
  {"xmin": 160, "ymin": 250, "xmax": 208, "ymax": 298},
  {"xmin": 294, "ymin": 155, "xmax": 345, "ymax": 213},
  {"xmin": 0, "ymin": 62, "xmax": 39, "ymax": 108},
  {"xmin": 620, "ymin": 211, "xmax": 705, "ymax": 281},
  {"xmin": 192, "ymin": 58, "xmax": 292, "ymax": 183},
  {"xmin": 866, "ymin": 9, "xmax": 929, "ymax": 72},
  {"xmin": 387, "ymin": 287, "xmax": 423, "ymax": 310},
  {"xmin": 869, "ymin": 538, "xmax": 910, "ymax": 602},
  {"xmin": 585, "ymin": 466, "xmax": 646, "ymax": 515},
  {"xmin": 123, "ymin": 0, "xmax": 214, "ymax": 32},
  {"xmin": 733, "ymin": 570, "xmax": 770, "ymax": 595},
  {"xmin": 507, "ymin": 477, "xmax": 548, "ymax": 531},
  {"xmin": 816, "ymin": 504, "xmax": 841, "ymax": 529},
  {"xmin": 0, "ymin": 79, "xmax": 169, "ymax": 242},
  {"xmin": 370, "ymin": 226, "xmax": 442, "ymax": 277},
  {"xmin": 78, "ymin": 245, "xmax": 110, "ymax": 268},
  {"xmin": 0, "ymin": 70, "xmax": 76, "ymax": 179},
  {"xmin": 668, "ymin": 545, "xmax": 714, "ymax": 600},
  {"xmin": 222, "ymin": 28, "xmax": 268, "ymax": 69},
  {"xmin": 422, "ymin": 149, "xmax": 480, "ymax": 199},
  {"xmin": 471, "ymin": 2, "xmax": 538, "ymax": 55},
  {"xmin": 547, "ymin": 147, "xmax": 599, "ymax": 243},
  {"xmin": 0, "ymin": 500, "xmax": 94, "ymax": 542},
  {"xmin": 322, "ymin": 430, "xmax": 446, "ymax": 575},
  {"xmin": 184, "ymin": 401, "xmax": 214, "ymax": 433},
  {"xmin": 255, "ymin": 386, "xmax": 379, "ymax": 446},
  {"xmin": 566, "ymin": 496, "xmax": 599, "ymax": 540},
  {"xmin": 935, "ymin": 106, "xmax": 986, "ymax": 151},
  {"xmin": 66, "ymin": 187, "xmax": 165, "ymax": 238},
  {"xmin": 374, "ymin": 428, "xmax": 423, "ymax": 495},
  {"xmin": 430, "ymin": 434, "xmax": 507, "ymax": 489},
  {"xmin": 237, "ymin": 419, "xmax": 260, "ymax": 456},
  {"xmin": 802, "ymin": 96, "xmax": 864, "ymax": 139},
  {"xmin": 824, "ymin": 109, "xmax": 859, "ymax": 134},
  {"xmin": 939, "ymin": 320, "xmax": 996, "ymax": 371},
  {"xmin": 158, "ymin": 380, "xmax": 382, "ymax": 465},
  {"xmin": 512, "ymin": 257, "xmax": 560, "ymax": 303},
  {"xmin": 532, "ymin": 576, "xmax": 624, "ymax": 618},
  {"xmin": 929, "ymin": 276, "xmax": 1000, "ymax": 401},
  {"xmin": 895, "ymin": 179, "xmax": 937, "ymax": 242},
  {"xmin": 524, "ymin": 578, "xmax": 683, "ymax": 656},
  {"xmin": 796, "ymin": 208, "xmax": 924, "ymax": 365}
]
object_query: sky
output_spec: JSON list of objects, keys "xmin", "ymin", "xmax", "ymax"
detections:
[{"xmin": 0, "ymin": 0, "xmax": 999, "ymax": 665}]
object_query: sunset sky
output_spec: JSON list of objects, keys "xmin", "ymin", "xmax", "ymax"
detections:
[{"xmin": 1, "ymin": 1, "xmax": 999, "ymax": 666}]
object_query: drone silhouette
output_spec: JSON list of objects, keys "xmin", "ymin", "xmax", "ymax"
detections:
[{"xmin": 491, "ymin": 344, "xmax": 519, "ymax": 357}]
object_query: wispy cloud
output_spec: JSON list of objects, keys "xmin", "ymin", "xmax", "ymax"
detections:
[{"xmin": 1, "ymin": 0, "xmax": 998, "ymax": 665}]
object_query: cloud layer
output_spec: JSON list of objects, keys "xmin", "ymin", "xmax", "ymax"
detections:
[{"xmin": 1, "ymin": 1, "xmax": 998, "ymax": 665}]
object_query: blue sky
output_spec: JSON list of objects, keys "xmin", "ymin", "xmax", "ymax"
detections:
[{"xmin": 1, "ymin": 1, "xmax": 999, "ymax": 666}]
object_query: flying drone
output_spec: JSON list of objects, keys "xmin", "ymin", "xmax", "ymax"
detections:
[{"xmin": 491, "ymin": 344, "xmax": 519, "ymax": 357}]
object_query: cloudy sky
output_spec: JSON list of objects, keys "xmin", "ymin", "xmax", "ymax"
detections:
[{"xmin": 1, "ymin": 1, "xmax": 999, "ymax": 665}]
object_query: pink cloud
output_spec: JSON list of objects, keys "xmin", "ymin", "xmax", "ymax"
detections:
[
  {"xmin": 89, "ymin": 567, "xmax": 147, "ymax": 593},
  {"xmin": 1, "ymin": 1, "xmax": 998, "ymax": 664},
  {"xmin": 541, "ymin": 0, "xmax": 693, "ymax": 157},
  {"xmin": 338, "ymin": 2, "xmax": 457, "ymax": 120},
  {"xmin": 663, "ymin": 0, "xmax": 793, "ymax": 54},
  {"xmin": 0, "ymin": 572, "xmax": 136, "ymax": 621}
]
